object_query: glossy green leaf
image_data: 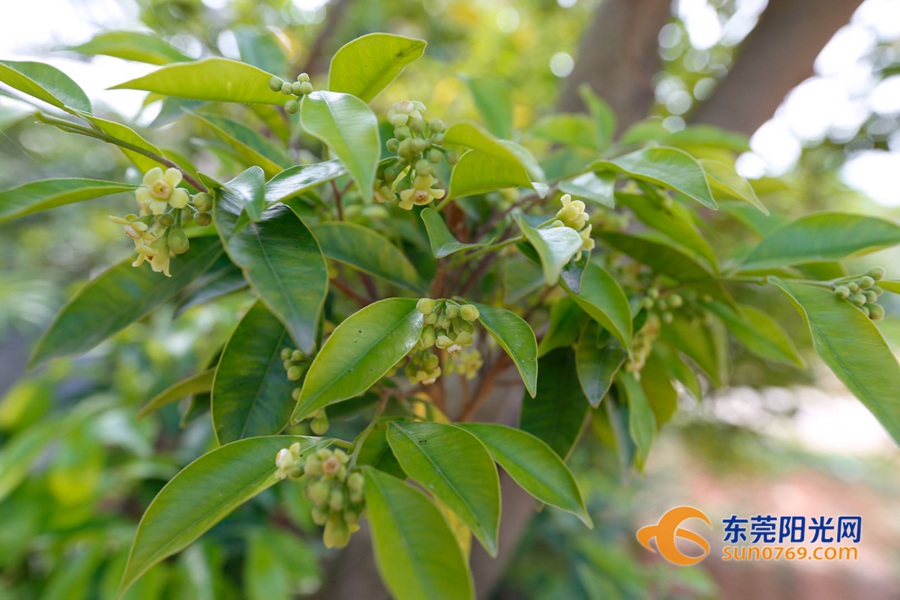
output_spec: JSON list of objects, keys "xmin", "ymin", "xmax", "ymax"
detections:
[
  {"xmin": 700, "ymin": 159, "xmax": 767, "ymax": 214},
  {"xmin": 473, "ymin": 302, "xmax": 538, "ymax": 397},
  {"xmin": 0, "ymin": 178, "xmax": 136, "ymax": 223},
  {"xmin": 264, "ymin": 160, "xmax": 346, "ymax": 204},
  {"xmin": 222, "ymin": 166, "xmax": 266, "ymax": 222},
  {"xmin": 449, "ymin": 150, "xmax": 533, "ymax": 198},
  {"xmin": 458, "ymin": 423, "xmax": 591, "ymax": 527},
  {"xmin": 420, "ymin": 207, "xmax": 493, "ymax": 258},
  {"xmin": 660, "ymin": 314, "xmax": 724, "ymax": 386},
  {"xmin": 119, "ymin": 436, "xmax": 327, "ymax": 597},
  {"xmin": 615, "ymin": 192, "xmax": 717, "ymax": 268},
  {"xmin": 771, "ymin": 277, "xmax": 900, "ymax": 444},
  {"xmin": 575, "ymin": 323, "xmax": 626, "ymax": 407},
  {"xmin": 617, "ymin": 372, "xmax": 656, "ymax": 468},
  {"xmin": 879, "ymin": 280, "xmax": 900, "ymax": 294},
  {"xmin": 597, "ymin": 232, "xmax": 712, "ymax": 282},
  {"xmin": 654, "ymin": 342, "xmax": 702, "ymax": 401},
  {"xmin": 234, "ymin": 26, "xmax": 287, "ymax": 75},
  {"xmin": 465, "ymin": 76, "xmax": 513, "ymax": 139},
  {"xmin": 363, "ymin": 468, "xmax": 474, "ymax": 600},
  {"xmin": 30, "ymin": 237, "xmax": 223, "ymax": 366},
  {"xmin": 111, "ymin": 58, "xmax": 285, "ymax": 104},
  {"xmin": 190, "ymin": 112, "xmax": 288, "ymax": 177},
  {"xmin": 538, "ymin": 296, "xmax": 584, "ymax": 356},
  {"xmin": 67, "ymin": 31, "xmax": 191, "ymax": 65},
  {"xmin": 517, "ymin": 218, "xmax": 582, "ymax": 285},
  {"xmin": 520, "ymin": 347, "xmax": 590, "ymax": 458},
  {"xmin": 742, "ymin": 213, "xmax": 900, "ymax": 270},
  {"xmin": 640, "ymin": 353, "xmax": 678, "ymax": 427},
  {"xmin": 593, "ymin": 146, "xmax": 717, "ymax": 209},
  {"xmin": 312, "ymin": 222, "xmax": 426, "ymax": 293},
  {"xmin": 565, "ymin": 263, "xmax": 633, "ymax": 351},
  {"xmin": 78, "ymin": 112, "xmax": 165, "ymax": 173},
  {"xmin": 356, "ymin": 423, "xmax": 406, "ymax": 479},
  {"xmin": 292, "ymin": 299, "xmax": 423, "ymax": 421},
  {"xmin": 531, "ymin": 114, "xmax": 598, "ymax": 150},
  {"xmin": 137, "ymin": 370, "xmax": 215, "ymax": 419},
  {"xmin": 212, "ymin": 302, "xmax": 295, "ymax": 444},
  {"xmin": 174, "ymin": 260, "xmax": 247, "ymax": 317},
  {"xmin": 215, "ymin": 183, "xmax": 327, "ymax": 352},
  {"xmin": 329, "ymin": 33, "xmax": 426, "ymax": 102},
  {"xmin": 387, "ymin": 421, "xmax": 500, "ymax": 555},
  {"xmin": 708, "ymin": 302, "xmax": 805, "ymax": 367},
  {"xmin": 0, "ymin": 59, "xmax": 91, "ymax": 112},
  {"xmin": 443, "ymin": 123, "xmax": 528, "ymax": 168},
  {"xmin": 558, "ymin": 172, "xmax": 616, "ymax": 208},
  {"xmin": 300, "ymin": 91, "xmax": 379, "ymax": 195}
]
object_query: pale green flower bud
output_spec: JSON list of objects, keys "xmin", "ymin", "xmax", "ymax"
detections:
[
  {"xmin": 281, "ymin": 82, "xmax": 293, "ymax": 95},
  {"xmin": 869, "ymin": 303, "xmax": 885, "ymax": 321},
  {"xmin": 417, "ymin": 298, "xmax": 436, "ymax": 314},
  {"xmin": 167, "ymin": 227, "xmax": 190, "ymax": 255},
  {"xmin": 445, "ymin": 150, "xmax": 459, "ymax": 165},
  {"xmin": 329, "ymin": 489, "xmax": 345, "ymax": 512},
  {"xmin": 347, "ymin": 471, "xmax": 364, "ymax": 493},
  {"xmin": 850, "ymin": 293, "xmax": 867, "ymax": 306},
  {"xmin": 299, "ymin": 82, "xmax": 313, "ymax": 95},
  {"xmin": 287, "ymin": 365, "xmax": 304, "ymax": 381},
  {"xmin": 834, "ymin": 286, "xmax": 851, "ymax": 299},
  {"xmin": 297, "ymin": 72, "xmax": 310, "ymax": 83},
  {"xmin": 865, "ymin": 290, "xmax": 878, "ymax": 304},
  {"xmin": 291, "ymin": 349, "xmax": 304, "ymax": 362},
  {"xmin": 867, "ymin": 267, "xmax": 886, "ymax": 281},
  {"xmin": 193, "ymin": 192, "xmax": 213, "ymax": 212},
  {"xmin": 310, "ymin": 410, "xmax": 329, "ymax": 435},
  {"xmin": 195, "ymin": 212, "xmax": 212, "ymax": 227},
  {"xmin": 848, "ymin": 282, "xmax": 860, "ymax": 293},
  {"xmin": 444, "ymin": 302, "xmax": 460, "ymax": 319},
  {"xmin": 859, "ymin": 276, "xmax": 875, "ymax": 290},
  {"xmin": 285, "ymin": 99, "xmax": 300, "ymax": 114},
  {"xmin": 281, "ymin": 348, "xmax": 292, "ymax": 361},
  {"xmin": 429, "ymin": 119, "xmax": 444, "ymax": 133},
  {"xmin": 311, "ymin": 506, "xmax": 328, "ymax": 526},
  {"xmin": 268, "ymin": 76, "xmax": 283, "ymax": 92},
  {"xmin": 307, "ymin": 481, "xmax": 331, "ymax": 506},
  {"xmin": 421, "ymin": 325, "xmax": 436, "ymax": 348},
  {"xmin": 668, "ymin": 294, "xmax": 683, "ymax": 308},
  {"xmin": 386, "ymin": 138, "xmax": 400, "ymax": 152}
]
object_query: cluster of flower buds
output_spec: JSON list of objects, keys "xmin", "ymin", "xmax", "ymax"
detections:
[
  {"xmin": 444, "ymin": 348, "xmax": 484, "ymax": 380},
  {"xmin": 281, "ymin": 348, "xmax": 329, "ymax": 433},
  {"xmin": 373, "ymin": 101, "xmax": 457, "ymax": 210},
  {"xmin": 274, "ymin": 446, "xmax": 365, "ymax": 549},
  {"xmin": 833, "ymin": 267, "xmax": 886, "ymax": 321},
  {"xmin": 398, "ymin": 299, "xmax": 481, "ymax": 386},
  {"xmin": 625, "ymin": 313, "xmax": 661, "ymax": 377},
  {"xmin": 549, "ymin": 194, "xmax": 594, "ymax": 260},
  {"xmin": 269, "ymin": 72, "xmax": 314, "ymax": 114},
  {"xmin": 639, "ymin": 287, "xmax": 684, "ymax": 324},
  {"xmin": 111, "ymin": 168, "xmax": 212, "ymax": 277}
]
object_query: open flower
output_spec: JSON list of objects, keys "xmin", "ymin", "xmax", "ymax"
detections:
[
  {"xmin": 398, "ymin": 174, "xmax": 445, "ymax": 210},
  {"xmin": 555, "ymin": 194, "xmax": 588, "ymax": 230},
  {"xmin": 575, "ymin": 224, "xmax": 595, "ymax": 261},
  {"xmin": 136, "ymin": 167, "xmax": 189, "ymax": 215}
]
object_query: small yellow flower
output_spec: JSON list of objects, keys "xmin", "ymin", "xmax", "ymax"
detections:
[
  {"xmin": 136, "ymin": 167, "xmax": 189, "ymax": 215},
  {"xmin": 575, "ymin": 224, "xmax": 595, "ymax": 261},
  {"xmin": 556, "ymin": 194, "xmax": 589, "ymax": 230},
  {"xmin": 398, "ymin": 174, "xmax": 445, "ymax": 210},
  {"xmin": 372, "ymin": 184, "xmax": 396, "ymax": 204}
]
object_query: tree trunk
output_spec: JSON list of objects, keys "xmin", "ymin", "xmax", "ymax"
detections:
[
  {"xmin": 557, "ymin": 0, "xmax": 672, "ymax": 133},
  {"xmin": 691, "ymin": 0, "xmax": 865, "ymax": 135}
]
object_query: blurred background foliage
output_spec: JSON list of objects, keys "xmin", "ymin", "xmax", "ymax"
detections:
[{"xmin": 1, "ymin": 0, "xmax": 899, "ymax": 598}]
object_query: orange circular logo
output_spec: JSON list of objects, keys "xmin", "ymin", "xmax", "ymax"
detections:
[{"xmin": 636, "ymin": 506, "xmax": 711, "ymax": 566}]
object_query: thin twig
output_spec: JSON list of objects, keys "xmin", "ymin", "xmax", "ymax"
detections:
[
  {"xmin": 459, "ymin": 353, "xmax": 510, "ymax": 422},
  {"xmin": 330, "ymin": 180, "xmax": 343, "ymax": 220},
  {"xmin": 330, "ymin": 277, "xmax": 368, "ymax": 306}
]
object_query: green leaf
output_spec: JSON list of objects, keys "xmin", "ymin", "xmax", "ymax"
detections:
[
  {"xmin": 420, "ymin": 207, "xmax": 493, "ymax": 258},
  {"xmin": 137, "ymin": 370, "xmax": 215, "ymax": 419},
  {"xmin": 234, "ymin": 26, "xmax": 287, "ymax": 75},
  {"xmin": 707, "ymin": 302, "xmax": 805, "ymax": 367},
  {"xmin": 0, "ymin": 178, "xmax": 137, "ymax": 223},
  {"xmin": 212, "ymin": 302, "xmax": 295, "ymax": 444},
  {"xmin": 770, "ymin": 277, "xmax": 900, "ymax": 444},
  {"xmin": 742, "ymin": 213, "xmax": 900, "ymax": 270},
  {"xmin": 291, "ymin": 299, "xmax": 423, "ymax": 421},
  {"xmin": 214, "ymin": 184, "xmax": 327, "ymax": 353},
  {"xmin": 617, "ymin": 372, "xmax": 656, "ymax": 468},
  {"xmin": 443, "ymin": 123, "xmax": 528, "ymax": 169},
  {"xmin": 558, "ymin": 172, "xmax": 616, "ymax": 208},
  {"xmin": 615, "ymin": 192, "xmax": 717, "ymax": 268},
  {"xmin": 190, "ymin": 111, "xmax": 288, "ymax": 177},
  {"xmin": 517, "ymin": 218, "xmax": 582, "ymax": 285},
  {"xmin": 465, "ymin": 76, "xmax": 513, "ymax": 139},
  {"xmin": 458, "ymin": 423, "xmax": 592, "ymax": 527},
  {"xmin": 0, "ymin": 59, "xmax": 91, "ymax": 112},
  {"xmin": 387, "ymin": 421, "xmax": 500, "ymax": 556},
  {"xmin": 640, "ymin": 353, "xmax": 678, "ymax": 427},
  {"xmin": 329, "ymin": 33, "xmax": 426, "ymax": 102},
  {"xmin": 579, "ymin": 85, "xmax": 616, "ymax": 150},
  {"xmin": 222, "ymin": 166, "xmax": 266, "ymax": 222},
  {"xmin": 356, "ymin": 423, "xmax": 406, "ymax": 479},
  {"xmin": 879, "ymin": 280, "xmax": 900, "ymax": 294},
  {"xmin": 449, "ymin": 150, "xmax": 533, "ymax": 198},
  {"xmin": 78, "ymin": 112, "xmax": 165, "ymax": 173},
  {"xmin": 300, "ymin": 91, "xmax": 379, "ymax": 195},
  {"xmin": 265, "ymin": 160, "xmax": 346, "ymax": 204},
  {"xmin": 700, "ymin": 159, "xmax": 767, "ymax": 215},
  {"xmin": 596, "ymin": 232, "xmax": 712, "ymax": 282},
  {"xmin": 118, "ymin": 436, "xmax": 327, "ymax": 597},
  {"xmin": 311, "ymin": 222, "xmax": 426, "ymax": 293},
  {"xmin": 67, "ymin": 31, "xmax": 191, "ymax": 65},
  {"xmin": 538, "ymin": 297, "xmax": 584, "ymax": 356},
  {"xmin": 593, "ymin": 146, "xmax": 717, "ymax": 209},
  {"xmin": 575, "ymin": 323, "xmax": 626, "ymax": 407},
  {"xmin": 520, "ymin": 348, "xmax": 590, "ymax": 458},
  {"xmin": 111, "ymin": 58, "xmax": 286, "ymax": 104},
  {"xmin": 531, "ymin": 114, "xmax": 598, "ymax": 150},
  {"xmin": 660, "ymin": 314, "xmax": 724, "ymax": 386},
  {"xmin": 473, "ymin": 302, "xmax": 538, "ymax": 397},
  {"xmin": 363, "ymin": 468, "xmax": 474, "ymax": 600},
  {"xmin": 30, "ymin": 237, "xmax": 223, "ymax": 366},
  {"xmin": 565, "ymin": 263, "xmax": 633, "ymax": 351}
]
